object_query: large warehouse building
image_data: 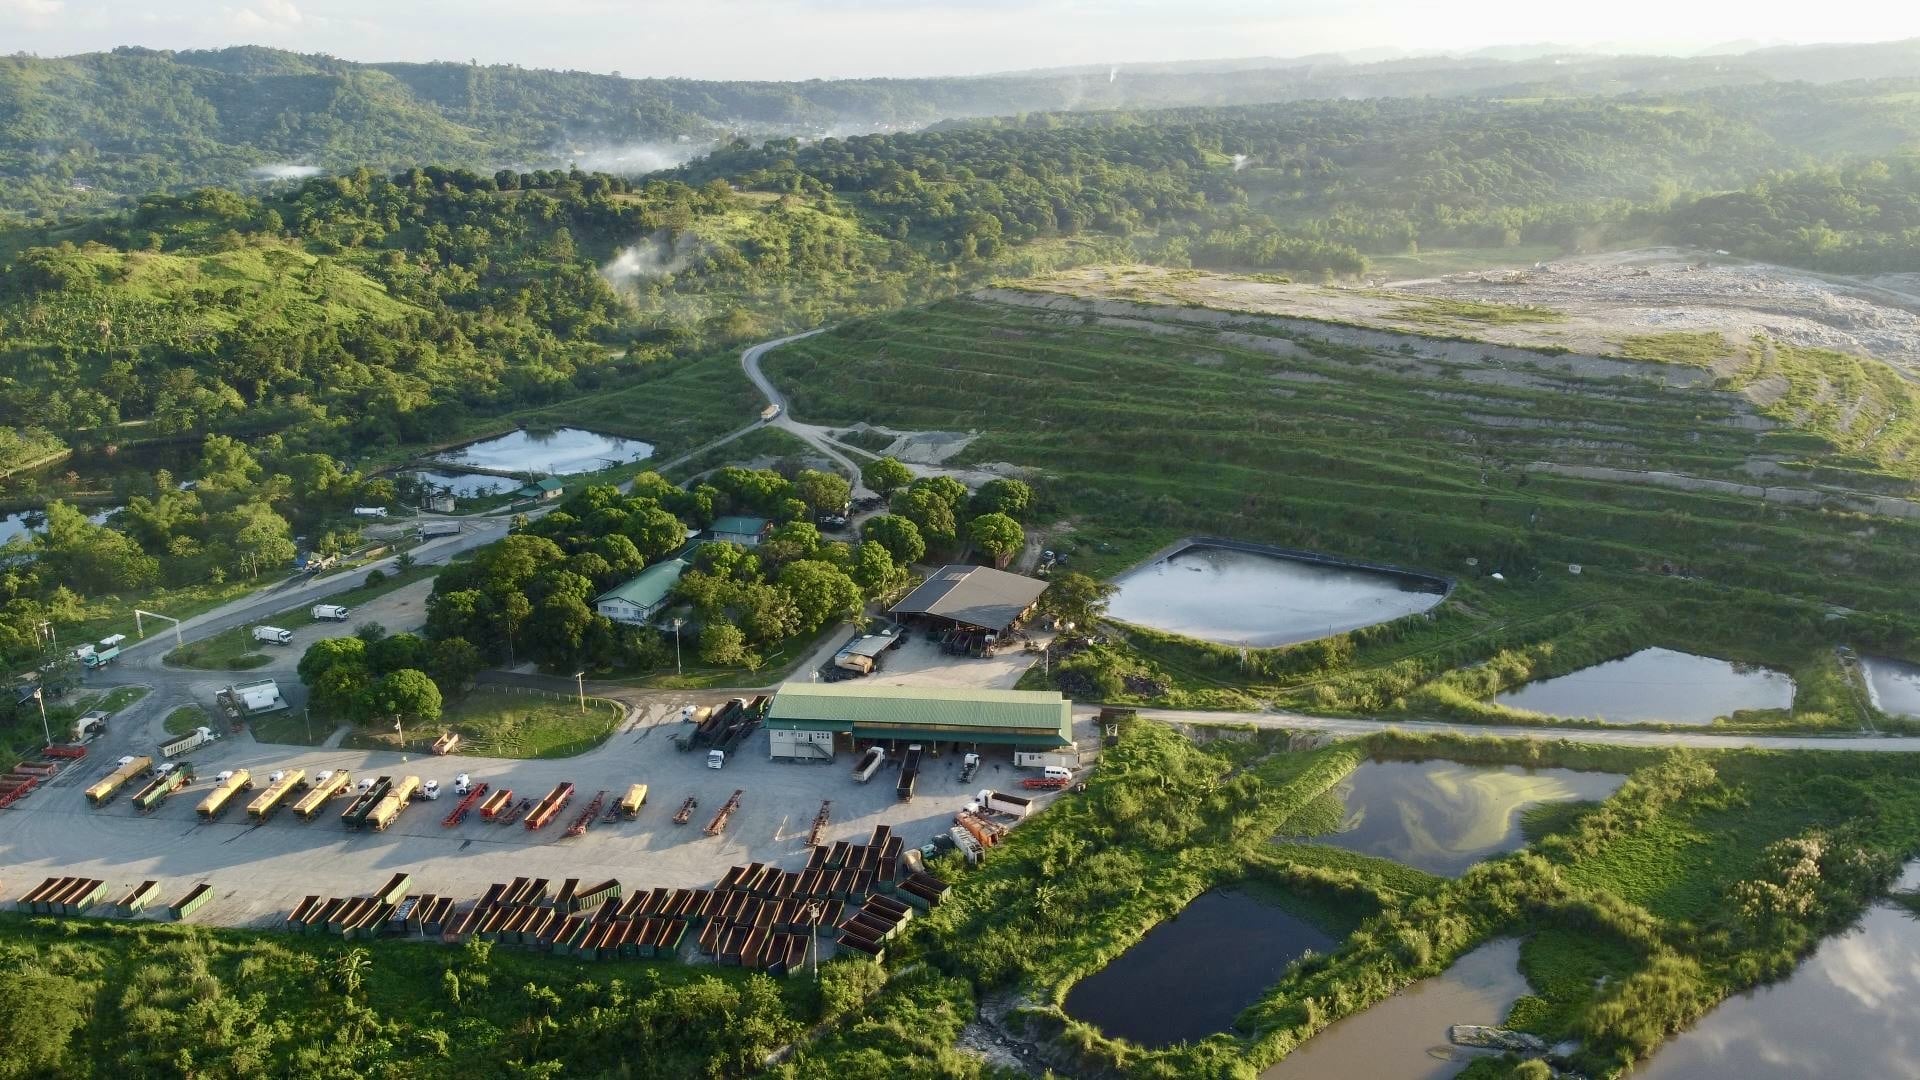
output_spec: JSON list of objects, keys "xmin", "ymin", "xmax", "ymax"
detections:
[
  {"xmin": 765, "ymin": 683, "xmax": 1074, "ymax": 762},
  {"xmin": 887, "ymin": 564, "xmax": 1048, "ymax": 635}
]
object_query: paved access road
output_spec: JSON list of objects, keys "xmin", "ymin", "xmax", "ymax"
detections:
[
  {"xmin": 740, "ymin": 328, "xmax": 877, "ymax": 499},
  {"xmin": 1117, "ymin": 706, "xmax": 1920, "ymax": 752}
]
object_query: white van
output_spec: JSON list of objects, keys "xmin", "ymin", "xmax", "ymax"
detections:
[{"xmin": 1042, "ymin": 765, "xmax": 1073, "ymax": 782}]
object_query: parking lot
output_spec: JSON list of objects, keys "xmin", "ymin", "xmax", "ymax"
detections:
[
  {"xmin": 824, "ymin": 627, "xmax": 1058, "ymax": 692},
  {"xmin": 0, "ymin": 694, "xmax": 1087, "ymax": 928}
]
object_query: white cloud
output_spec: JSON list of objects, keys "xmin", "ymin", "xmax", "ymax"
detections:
[{"xmin": 0, "ymin": 0, "xmax": 64, "ymax": 20}]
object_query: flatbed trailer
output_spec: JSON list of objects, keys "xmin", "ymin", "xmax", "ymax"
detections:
[
  {"xmin": 444, "ymin": 781, "xmax": 490, "ymax": 827},
  {"xmin": 673, "ymin": 796, "xmax": 697, "ymax": 824},
  {"xmin": 292, "ymin": 771, "xmax": 353, "ymax": 820},
  {"xmin": 340, "ymin": 776, "xmax": 392, "ymax": 829},
  {"xmin": 704, "ymin": 790, "xmax": 743, "ymax": 836},
  {"xmin": 896, "ymin": 744, "xmax": 922, "ymax": 803},
  {"xmin": 565, "ymin": 790, "xmax": 606, "ymax": 837}
]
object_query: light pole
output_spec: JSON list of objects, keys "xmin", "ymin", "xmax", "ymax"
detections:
[
  {"xmin": 806, "ymin": 900, "xmax": 822, "ymax": 980},
  {"xmin": 671, "ymin": 618, "xmax": 684, "ymax": 676},
  {"xmin": 573, "ymin": 671, "xmax": 586, "ymax": 714},
  {"xmin": 33, "ymin": 687, "xmax": 51, "ymax": 746}
]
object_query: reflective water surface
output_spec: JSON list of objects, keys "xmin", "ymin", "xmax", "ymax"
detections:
[
  {"xmin": 1107, "ymin": 545, "xmax": 1445, "ymax": 647},
  {"xmin": 434, "ymin": 428, "xmax": 654, "ymax": 475},
  {"xmin": 1862, "ymin": 655, "xmax": 1920, "ymax": 718},
  {"xmin": 1262, "ymin": 938, "xmax": 1529, "ymax": 1080},
  {"xmin": 1062, "ymin": 889, "xmax": 1336, "ymax": 1047},
  {"xmin": 1294, "ymin": 760, "xmax": 1624, "ymax": 876},
  {"xmin": 398, "ymin": 469, "xmax": 521, "ymax": 498},
  {"xmin": 1493, "ymin": 647, "xmax": 1794, "ymax": 725}
]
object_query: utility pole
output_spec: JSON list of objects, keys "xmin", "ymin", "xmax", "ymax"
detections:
[
  {"xmin": 671, "ymin": 618, "xmax": 683, "ymax": 676},
  {"xmin": 573, "ymin": 671, "xmax": 586, "ymax": 714},
  {"xmin": 33, "ymin": 687, "xmax": 50, "ymax": 746}
]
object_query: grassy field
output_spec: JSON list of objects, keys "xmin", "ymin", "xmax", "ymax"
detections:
[
  {"xmin": 162, "ymin": 705, "xmax": 206, "ymax": 737},
  {"xmin": 336, "ymin": 688, "xmax": 624, "ymax": 759},
  {"xmin": 162, "ymin": 624, "xmax": 275, "ymax": 670},
  {"xmin": 511, "ymin": 346, "xmax": 761, "ymax": 463},
  {"xmin": 763, "ymin": 293, "xmax": 1920, "ymax": 729}
]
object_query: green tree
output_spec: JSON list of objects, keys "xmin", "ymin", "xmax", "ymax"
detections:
[
  {"xmin": 861, "ymin": 456, "xmax": 913, "ymax": 497},
  {"xmin": 0, "ymin": 967, "xmax": 87, "ymax": 1078},
  {"xmin": 1038, "ymin": 570, "xmax": 1115, "ymax": 628},
  {"xmin": 298, "ymin": 636, "xmax": 367, "ymax": 684},
  {"xmin": 860, "ymin": 515, "xmax": 925, "ymax": 566},
  {"xmin": 699, "ymin": 621, "xmax": 748, "ymax": 666},
  {"xmin": 331, "ymin": 947, "xmax": 372, "ymax": 998},
  {"xmin": 971, "ymin": 478, "xmax": 1033, "ymax": 519},
  {"xmin": 370, "ymin": 668, "xmax": 442, "ymax": 727},
  {"xmin": 777, "ymin": 560, "xmax": 863, "ymax": 632},
  {"xmin": 969, "ymin": 513, "xmax": 1024, "ymax": 568},
  {"xmin": 850, "ymin": 541, "xmax": 898, "ymax": 596},
  {"xmin": 794, "ymin": 468, "xmax": 852, "ymax": 516},
  {"xmin": 890, "ymin": 487, "xmax": 956, "ymax": 550},
  {"xmin": 428, "ymin": 636, "xmax": 483, "ymax": 693}
]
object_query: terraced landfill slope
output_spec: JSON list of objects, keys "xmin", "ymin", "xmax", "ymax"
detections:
[{"xmin": 764, "ymin": 286, "xmax": 1920, "ymax": 727}]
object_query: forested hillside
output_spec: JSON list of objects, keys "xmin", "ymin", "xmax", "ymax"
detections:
[{"xmin": 6, "ymin": 40, "xmax": 1920, "ymax": 218}]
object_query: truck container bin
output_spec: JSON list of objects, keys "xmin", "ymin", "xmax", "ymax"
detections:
[{"xmin": 168, "ymin": 883, "xmax": 214, "ymax": 921}]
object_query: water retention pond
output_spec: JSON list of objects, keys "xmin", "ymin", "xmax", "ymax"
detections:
[
  {"xmin": 1061, "ymin": 889, "xmax": 1335, "ymax": 1047},
  {"xmin": 1493, "ymin": 647, "xmax": 1795, "ymax": 725},
  {"xmin": 433, "ymin": 427, "xmax": 654, "ymax": 475},
  {"xmin": 1106, "ymin": 542, "xmax": 1448, "ymax": 647},
  {"xmin": 1283, "ymin": 759, "xmax": 1625, "ymax": 877}
]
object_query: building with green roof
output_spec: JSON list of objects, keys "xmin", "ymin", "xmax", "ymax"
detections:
[
  {"xmin": 765, "ymin": 682, "xmax": 1074, "ymax": 761},
  {"xmin": 593, "ymin": 557, "xmax": 691, "ymax": 626}
]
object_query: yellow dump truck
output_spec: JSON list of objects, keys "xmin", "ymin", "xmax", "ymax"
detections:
[
  {"xmin": 366, "ymin": 775, "xmax": 420, "ymax": 832},
  {"xmin": 196, "ymin": 769, "xmax": 253, "ymax": 820},
  {"xmin": 246, "ymin": 768, "xmax": 305, "ymax": 822},
  {"xmin": 86, "ymin": 755, "xmax": 154, "ymax": 807},
  {"xmin": 292, "ymin": 770, "xmax": 351, "ymax": 820},
  {"xmin": 619, "ymin": 783, "xmax": 649, "ymax": 819}
]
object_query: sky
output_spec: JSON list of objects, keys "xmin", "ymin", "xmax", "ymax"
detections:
[{"xmin": 3, "ymin": 0, "xmax": 1918, "ymax": 80}]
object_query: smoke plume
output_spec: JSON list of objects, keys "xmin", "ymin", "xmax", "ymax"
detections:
[
  {"xmin": 600, "ymin": 230, "xmax": 702, "ymax": 292},
  {"xmin": 249, "ymin": 163, "xmax": 323, "ymax": 180}
]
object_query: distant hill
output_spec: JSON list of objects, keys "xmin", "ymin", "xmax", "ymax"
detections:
[{"xmin": 4, "ymin": 40, "xmax": 1920, "ymax": 219}]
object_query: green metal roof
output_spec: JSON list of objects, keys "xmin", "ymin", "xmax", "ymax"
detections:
[
  {"xmin": 768, "ymin": 683, "xmax": 1072, "ymax": 744},
  {"xmin": 710, "ymin": 515, "xmax": 769, "ymax": 536},
  {"xmin": 594, "ymin": 557, "xmax": 690, "ymax": 609},
  {"xmin": 518, "ymin": 477, "xmax": 564, "ymax": 494}
]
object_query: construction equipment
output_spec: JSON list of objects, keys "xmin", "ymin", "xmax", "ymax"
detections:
[
  {"xmin": 86, "ymin": 755, "xmax": 154, "ymax": 807},
  {"xmin": 132, "ymin": 762, "xmax": 195, "ymax": 813},
  {"xmin": 619, "ymin": 784, "xmax": 649, "ymax": 819},
  {"xmin": 340, "ymin": 775, "xmax": 392, "ymax": 829},
  {"xmin": 293, "ymin": 770, "xmax": 352, "ymax": 820},
  {"xmin": 443, "ymin": 781, "xmax": 490, "ymax": 827},
  {"xmin": 704, "ymin": 790, "xmax": 742, "ymax": 836},
  {"xmin": 850, "ymin": 746, "xmax": 885, "ymax": 783},
  {"xmin": 197, "ymin": 768, "xmax": 254, "ymax": 820},
  {"xmin": 673, "ymin": 796, "xmax": 697, "ymax": 825},
  {"xmin": 525, "ymin": 782, "xmax": 575, "ymax": 831},
  {"xmin": 897, "ymin": 744, "xmax": 923, "ymax": 803},
  {"xmin": 159, "ymin": 725, "xmax": 219, "ymax": 758},
  {"xmin": 478, "ymin": 787, "xmax": 514, "ymax": 821},
  {"xmin": 246, "ymin": 768, "xmax": 306, "ymax": 822},
  {"xmin": 365, "ymin": 775, "xmax": 420, "ymax": 831},
  {"xmin": 565, "ymin": 790, "xmax": 607, "ymax": 837},
  {"xmin": 808, "ymin": 801, "xmax": 832, "ymax": 847}
]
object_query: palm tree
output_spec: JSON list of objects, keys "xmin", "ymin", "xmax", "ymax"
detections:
[{"xmin": 332, "ymin": 947, "xmax": 372, "ymax": 997}]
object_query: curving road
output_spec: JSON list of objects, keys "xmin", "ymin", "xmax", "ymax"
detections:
[{"xmin": 740, "ymin": 328, "xmax": 876, "ymax": 499}]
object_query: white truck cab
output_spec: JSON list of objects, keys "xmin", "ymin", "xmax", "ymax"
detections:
[
  {"xmin": 707, "ymin": 749, "xmax": 726, "ymax": 770},
  {"xmin": 453, "ymin": 773, "xmax": 472, "ymax": 796}
]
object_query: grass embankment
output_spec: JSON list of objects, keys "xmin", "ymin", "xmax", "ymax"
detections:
[
  {"xmin": 162, "ymin": 705, "xmax": 205, "ymax": 737},
  {"xmin": 0, "ymin": 685, "xmax": 148, "ymax": 770},
  {"xmin": 662, "ymin": 426, "xmax": 820, "ymax": 484},
  {"xmin": 319, "ymin": 689, "xmax": 623, "ymax": 759},
  {"xmin": 511, "ymin": 345, "xmax": 762, "ymax": 464},
  {"xmin": 767, "ymin": 297, "xmax": 1920, "ymax": 731},
  {"xmin": 863, "ymin": 720, "xmax": 1920, "ymax": 1079}
]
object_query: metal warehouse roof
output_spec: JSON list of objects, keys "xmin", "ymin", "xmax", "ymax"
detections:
[
  {"xmin": 768, "ymin": 683, "xmax": 1072, "ymax": 741},
  {"xmin": 888, "ymin": 565, "xmax": 1048, "ymax": 631},
  {"xmin": 594, "ymin": 556, "xmax": 690, "ymax": 609}
]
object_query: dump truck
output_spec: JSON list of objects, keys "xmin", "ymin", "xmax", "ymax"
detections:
[
  {"xmin": 341, "ymin": 776, "xmax": 391, "ymax": 828},
  {"xmin": 365, "ymin": 775, "xmax": 420, "ymax": 831},
  {"xmin": 81, "ymin": 636, "xmax": 124, "ymax": 669},
  {"xmin": 977, "ymin": 789, "xmax": 1033, "ymax": 818},
  {"xmin": 131, "ymin": 762, "xmax": 194, "ymax": 813},
  {"xmin": 897, "ymin": 744, "xmax": 923, "ymax": 803},
  {"xmin": 246, "ymin": 768, "xmax": 306, "ymax": 821},
  {"xmin": 619, "ymin": 784, "xmax": 649, "ymax": 819},
  {"xmin": 525, "ymin": 782, "xmax": 575, "ymax": 831},
  {"xmin": 293, "ymin": 770, "xmax": 352, "ymax": 819},
  {"xmin": 851, "ymin": 746, "xmax": 885, "ymax": 783},
  {"xmin": 160, "ymin": 725, "xmax": 219, "ymax": 758},
  {"xmin": 86, "ymin": 755, "xmax": 154, "ymax": 807},
  {"xmin": 418, "ymin": 521, "xmax": 460, "ymax": 539},
  {"xmin": 197, "ymin": 769, "xmax": 254, "ymax": 819}
]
